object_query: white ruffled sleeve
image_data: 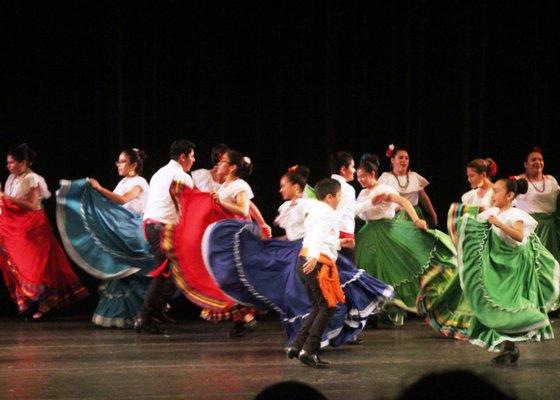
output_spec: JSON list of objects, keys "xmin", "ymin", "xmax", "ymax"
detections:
[
  {"xmin": 413, "ymin": 172, "xmax": 429, "ymax": 189},
  {"xmin": 508, "ymin": 208, "xmax": 538, "ymax": 238},
  {"xmin": 25, "ymin": 173, "xmax": 51, "ymax": 200}
]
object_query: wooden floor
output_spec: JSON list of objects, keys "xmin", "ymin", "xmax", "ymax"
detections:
[{"xmin": 0, "ymin": 316, "xmax": 558, "ymax": 400}]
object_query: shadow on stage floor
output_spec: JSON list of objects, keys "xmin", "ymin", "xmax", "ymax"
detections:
[{"xmin": 0, "ymin": 316, "xmax": 557, "ymax": 399}]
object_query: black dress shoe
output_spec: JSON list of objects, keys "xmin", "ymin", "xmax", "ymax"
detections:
[
  {"xmin": 286, "ymin": 346, "xmax": 300, "ymax": 359},
  {"xmin": 153, "ymin": 311, "xmax": 176, "ymax": 324},
  {"xmin": 134, "ymin": 317, "xmax": 165, "ymax": 334},
  {"xmin": 299, "ymin": 351, "xmax": 329, "ymax": 368},
  {"xmin": 492, "ymin": 347, "xmax": 520, "ymax": 364},
  {"xmin": 228, "ymin": 319, "xmax": 257, "ymax": 338}
]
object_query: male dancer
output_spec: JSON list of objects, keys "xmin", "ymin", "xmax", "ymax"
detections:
[
  {"xmin": 134, "ymin": 139, "xmax": 196, "ymax": 334},
  {"xmin": 287, "ymin": 178, "xmax": 349, "ymax": 367}
]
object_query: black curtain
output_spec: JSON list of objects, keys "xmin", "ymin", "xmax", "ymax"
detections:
[{"xmin": 2, "ymin": 1, "xmax": 559, "ymax": 239}]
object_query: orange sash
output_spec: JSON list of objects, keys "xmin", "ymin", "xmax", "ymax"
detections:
[{"xmin": 299, "ymin": 248, "xmax": 345, "ymax": 308}]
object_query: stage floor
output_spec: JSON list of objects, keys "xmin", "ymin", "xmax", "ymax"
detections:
[{"xmin": 0, "ymin": 316, "xmax": 558, "ymax": 399}]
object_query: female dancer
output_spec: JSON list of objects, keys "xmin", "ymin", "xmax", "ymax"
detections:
[
  {"xmin": 198, "ymin": 168, "xmax": 394, "ymax": 348},
  {"xmin": 329, "ymin": 151, "xmax": 356, "ymax": 260},
  {"xmin": 418, "ymin": 158, "xmax": 496, "ymax": 339},
  {"xmin": 191, "ymin": 143, "xmax": 229, "ymax": 193},
  {"xmin": 274, "ymin": 169, "xmax": 315, "ymax": 240},
  {"xmin": 515, "ymin": 147, "xmax": 560, "ymax": 261},
  {"xmin": 459, "ymin": 177, "xmax": 559, "ymax": 362},
  {"xmin": 461, "ymin": 158, "xmax": 497, "ymax": 211},
  {"xmin": 354, "ymin": 154, "xmax": 456, "ymax": 326},
  {"xmin": 0, "ymin": 144, "xmax": 88, "ymax": 319},
  {"xmin": 86, "ymin": 149, "xmax": 152, "ymax": 328},
  {"xmin": 194, "ymin": 145, "xmax": 271, "ymax": 237},
  {"xmin": 378, "ymin": 144, "xmax": 438, "ymax": 226}
]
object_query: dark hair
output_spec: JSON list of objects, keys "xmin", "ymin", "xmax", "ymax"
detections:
[
  {"xmin": 467, "ymin": 158, "xmax": 497, "ymax": 177},
  {"xmin": 358, "ymin": 153, "xmax": 380, "ymax": 175},
  {"xmin": 8, "ymin": 143, "xmax": 37, "ymax": 166},
  {"xmin": 170, "ymin": 139, "xmax": 196, "ymax": 160},
  {"xmin": 526, "ymin": 146, "xmax": 543, "ymax": 161},
  {"xmin": 386, "ymin": 144, "xmax": 409, "ymax": 159},
  {"xmin": 283, "ymin": 172, "xmax": 307, "ymax": 191},
  {"xmin": 210, "ymin": 143, "xmax": 229, "ymax": 166},
  {"xmin": 227, "ymin": 150, "xmax": 253, "ymax": 180},
  {"xmin": 500, "ymin": 177, "xmax": 528, "ymax": 197},
  {"xmin": 329, "ymin": 151, "xmax": 354, "ymax": 175},
  {"xmin": 254, "ymin": 381, "xmax": 327, "ymax": 400},
  {"xmin": 121, "ymin": 148, "xmax": 147, "ymax": 175},
  {"xmin": 315, "ymin": 178, "xmax": 341, "ymax": 200},
  {"xmin": 288, "ymin": 164, "xmax": 310, "ymax": 179}
]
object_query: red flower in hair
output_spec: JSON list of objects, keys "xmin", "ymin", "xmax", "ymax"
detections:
[
  {"xmin": 287, "ymin": 164, "xmax": 298, "ymax": 173},
  {"xmin": 508, "ymin": 175, "xmax": 518, "ymax": 181},
  {"xmin": 385, "ymin": 144, "xmax": 395, "ymax": 158},
  {"xmin": 489, "ymin": 161, "xmax": 498, "ymax": 177}
]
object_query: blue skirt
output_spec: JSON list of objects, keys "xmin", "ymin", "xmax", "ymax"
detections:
[
  {"xmin": 56, "ymin": 178, "xmax": 154, "ymax": 327},
  {"xmin": 56, "ymin": 178, "xmax": 155, "ymax": 279},
  {"xmin": 202, "ymin": 219, "xmax": 394, "ymax": 347}
]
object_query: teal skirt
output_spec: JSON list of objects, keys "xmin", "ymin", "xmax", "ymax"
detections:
[
  {"xmin": 92, "ymin": 275, "xmax": 150, "ymax": 328},
  {"xmin": 458, "ymin": 216, "xmax": 559, "ymax": 351}
]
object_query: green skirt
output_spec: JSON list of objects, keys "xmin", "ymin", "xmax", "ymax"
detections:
[
  {"xmin": 532, "ymin": 212, "xmax": 560, "ymax": 262},
  {"xmin": 417, "ymin": 202, "xmax": 477, "ymax": 340},
  {"xmin": 417, "ymin": 267, "xmax": 473, "ymax": 340},
  {"xmin": 355, "ymin": 219, "xmax": 457, "ymax": 316},
  {"xmin": 395, "ymin": 206, "xmax": 425, "ymax": 222},
  {"xmin": 458, "ymin": 216, "xmax": 559, "ymax": 351}
]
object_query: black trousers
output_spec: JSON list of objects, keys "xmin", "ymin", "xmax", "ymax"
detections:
[
  {"xmin": 291, "ymin": 257, "xmax": 335, "ymax": 355},
  {"xmin": 138, "ymin": 223, "xmax": 176, "ymax": 321}
]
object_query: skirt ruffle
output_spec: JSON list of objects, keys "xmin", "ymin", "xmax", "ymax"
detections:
[
  {"xmin": 56, "ymin": 178, "xmax": 155, "ymax": 279},
  {"xmin": 355, "ymin": 219, "xmax": 457, "ymax": 314},
  {"xmin": 203, "ymin": 219, "xmax": 394, "ymax": 347},
  {"xmin": 0, "ymin": 199, "xmax": 88, "ymax": 312},
  {"xmin": 458, "ymin": 215, "xmax": 559, "ymax": 351}
]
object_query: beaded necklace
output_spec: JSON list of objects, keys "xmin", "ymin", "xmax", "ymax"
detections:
[
  {"xmin": 390, "ymin": 171, "xmax": 409, "ymax": 189},
  {"xmin": 527, "ymin": 174, "xmax": 546, "ymax": 193}
]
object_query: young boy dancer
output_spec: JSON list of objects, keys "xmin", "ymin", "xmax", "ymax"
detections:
[{"xmin": 286, "ymin": 178, "xmax": 349, "ymax": 368}]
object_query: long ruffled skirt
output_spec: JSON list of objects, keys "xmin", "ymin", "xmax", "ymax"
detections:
[
  {"xmin": 355, "ymin": 219, "xmax": 457, "ymax": 320},
  {"xmin": 0, "ymin": 199, "xmax": 88, "ymax": 312},
  {"xmin": 458, "ymin": 216, "xmax": 559, "ymax": 351},
  {"xmin": 203, "ymin": 219, "xmax": 395, "ymax": 347},
  {"xmin": 56, "ymin": 178, "xmax": 154, "ymax": 327}
]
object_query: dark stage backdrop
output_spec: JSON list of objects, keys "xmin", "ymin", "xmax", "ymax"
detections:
[{"xmin": 1, "ymin": 2, "xmax": 559, "ymax": 313}]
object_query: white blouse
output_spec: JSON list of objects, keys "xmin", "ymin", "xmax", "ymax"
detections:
[
  {"xmin": 275, "ymin": 198, "xmax": 316, "ymax": 241},
  {"xmin": 218, "ymin": 179, "xmax": 254, "ymax": 216},
  {"xmin": 191, "ymin": 168, "xmax": 221, "ymax": 193},
  {"xmin": 477, "ymin": 207, "xmax": 537, "ymax": 247},
  {"xmin": 5, "ymin": 171, "xmax": 51, "ymax": 210},
  {"xmin": 461, "ymin": 188, "xmax": 494, "ymax": 210},
  {"xmin": 331, "ymin": 174, "xmax": 356, "ymax": 235},
  {"xmin": 515, "ymin": 175, "xmax": 560, "ymax": 214},
  {"xmin": 113, "ymin": 176, "xmax": 149, "ymax": 215},
  {"xmin": 378, "ymin": 171, "xmax": 429, "ymax": 206},
  {"xmin": 355, "ymin": 184, "xmax": 399, "ymax": 221}
]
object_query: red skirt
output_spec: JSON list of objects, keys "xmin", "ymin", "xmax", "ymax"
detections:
[
  {"xmin": 0, "ymin": 199, "xmax": 88, "ymax": 312},
  {"xmin": 163, "ymin": 184, "xmax": 254, "ymax": 321}
]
